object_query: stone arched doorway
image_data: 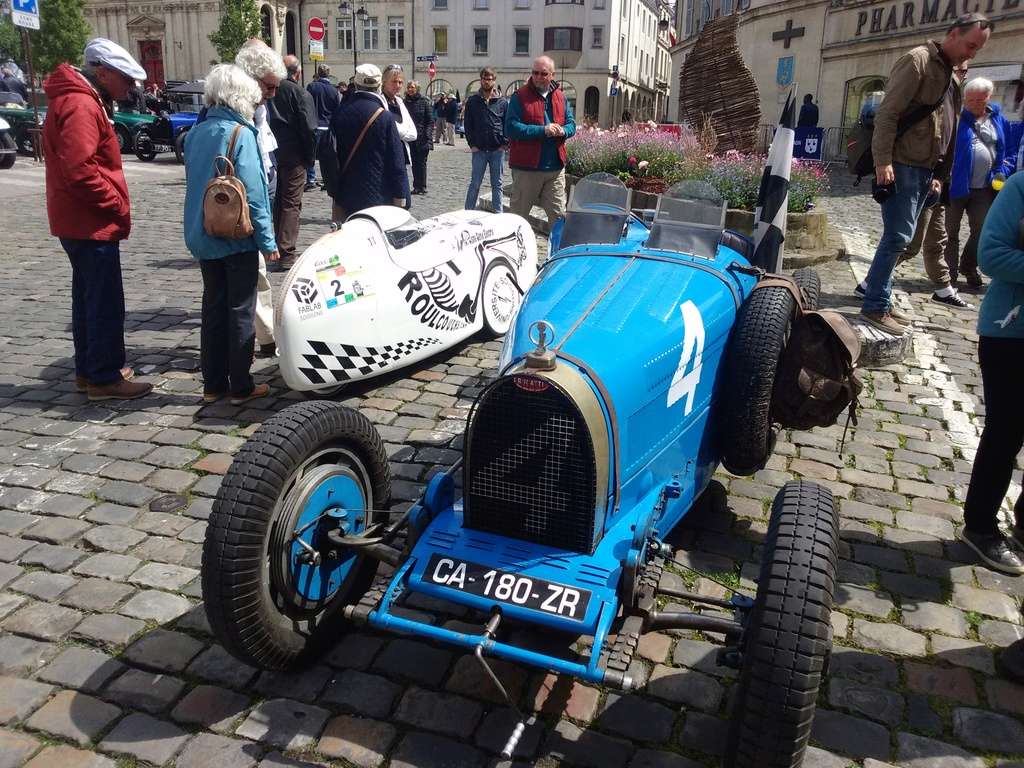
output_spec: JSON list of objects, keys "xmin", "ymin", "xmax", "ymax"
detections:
[
  {"xmin": 505, "ymin": 79, "xmax": 526, "ymax": 97},
  {"xmin": 427, "ymin": 78, "xmax": 454, "ymax": 98},
  {"xmin": 285, "ymin": 11, "xmax": 298, "ymax": 57},
  {"xmin": 583, "ymin": 85, "xmax": 599, "ymax": 122},
  {"xmin": 260, "ymin": 5, "xmax": 274, "ymax": 47},
  {"xmin": 842, "ymin": 75, "xmax": 886, "ymax": 128}
]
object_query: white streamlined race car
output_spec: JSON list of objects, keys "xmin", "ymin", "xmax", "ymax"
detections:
[{"xmin": 277, "ymin": 206, "xmax": 539, "ymax": 394}]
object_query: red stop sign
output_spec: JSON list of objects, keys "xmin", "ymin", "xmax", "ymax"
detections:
[
  {"xmin": 428, "ymin": 62, "xmax": 436, "ymax": 80},
  {"xmin": 307, "ymin": 17, "xmax": 325, "ymax": 41}
]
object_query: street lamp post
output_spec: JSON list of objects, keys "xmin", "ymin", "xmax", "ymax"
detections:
[{"xmin": 338, "ymin": 1, "xmax": 368, "ymax": 74}]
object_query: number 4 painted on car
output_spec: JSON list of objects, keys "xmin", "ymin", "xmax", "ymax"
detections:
[{"xmin": 666, "ymin": 300, "xmax": 705, "ymax": 415}]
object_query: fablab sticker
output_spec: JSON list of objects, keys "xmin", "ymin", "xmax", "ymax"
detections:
[{"xmin": 291, "ymin": 277, "xmax": 324, "ymax": 321}]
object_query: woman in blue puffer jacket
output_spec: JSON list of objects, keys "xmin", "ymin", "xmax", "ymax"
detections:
[{"xmin": 959, "ymin": 170, "xmax": 1024, "ymax": 579}]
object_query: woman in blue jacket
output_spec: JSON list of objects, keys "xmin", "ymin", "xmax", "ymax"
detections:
[
  {"xmin": 959, "ymin": 169, "xmax": 1024, "ymax": 576},
  {"xmin": 945, "ymin": 77, "xmax": 1013, "ymax": 289},
  {"xmin": 184, "ymin": 64, "xmax": 278, "ymax": 406}
]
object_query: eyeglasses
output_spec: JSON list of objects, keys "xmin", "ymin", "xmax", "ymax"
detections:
[
  {"xmin": 384, "ymin": 64, "xmax": 404, "ymax": 73},
  {"xmin": 951, "ymin": 13, "xmax": 993, "ymax": 30},
  {"xmin": 481, "ymin": 75, "xmax": 496, "ymax": 81}
]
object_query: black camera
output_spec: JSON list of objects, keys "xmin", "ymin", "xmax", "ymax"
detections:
[{"xmin": 872, "ymin": 180, "xmax": 896, "ymax": 204}]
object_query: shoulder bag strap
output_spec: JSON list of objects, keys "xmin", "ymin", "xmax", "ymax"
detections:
[
  {"xmin": 212, "ymin": 123, "xmax": 244, "ymax": 178},
  {"xmin": 895, "ymin": 76, "xmax": 951, "ymax": 139},
  {"xmin": 754, "ymin": 274, "xmax": 805, "ymax": 317},
  {"xmin": 341, "ymin": 107, "xmax": 385, "ymax": 177}
]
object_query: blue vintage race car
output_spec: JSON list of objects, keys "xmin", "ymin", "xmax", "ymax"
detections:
[{"xmin": 202, "ymin": 174, "xmax": 839, "ymax": 767}]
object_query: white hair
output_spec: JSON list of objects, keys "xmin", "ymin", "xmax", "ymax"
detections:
[
  {"xmin": 204, "ymin": 64, "xmax": 261, "ymax": 122},
  {"xmin": 964, "ymin": 76, "xmax": 994, "ymax": 96},
  {"xmin": 234, "ymin": 41, "xmax": 286, "ymax": 82}
]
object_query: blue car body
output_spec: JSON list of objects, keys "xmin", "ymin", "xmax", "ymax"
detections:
[{"xmin": 359, "ymin": 176, "xmax": 760, "ymax": 685}]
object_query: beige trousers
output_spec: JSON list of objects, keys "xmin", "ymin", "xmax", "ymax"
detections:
[
  {"xmin": 509, "ymin": 168, "xmax": 566, "ymax": 232},
  {"xmin": 897, "ymin": 203, "xmax": 951, "ymax": 288},
  {"xmin": 255, "ymin": 252, "xmax": 274, "ymax": 347}
]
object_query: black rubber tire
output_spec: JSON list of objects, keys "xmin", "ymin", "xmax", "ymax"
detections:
[
  {"xmin": 134, "ymin": 128, "xmax": 157, "ymax": 161},
  {"xmin": 173, "ymin": 130, "xmax": 187, "ymax": 164},
  {"xmin": 720, "ymin": 283, "xmax": 795, "ymax": 475},
  {"xmin": 724, "ymin": 481, "xmax": 838, "ymax": 768},
  {"xmin": 114, "ymin": 123, "xmax": 132, "ymax": 153},
  {"xmin": 0, "ymin": 132, "xmax": 15, "ymax": 169},
  {"xmin": 14, "ymin": 127, "xmax": 34, "ymax": 155},
  {"xmin": 792, "ymin": 267, "xmax": 821, "ymax": 311},
  {"xmin": 202, "ymin": 401, "xmax": 392, "ymax": 670}
]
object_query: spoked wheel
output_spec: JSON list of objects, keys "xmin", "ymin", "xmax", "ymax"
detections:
[
  {"xmin": 174, "ymin": 130, "xmax": 188, "ymax": 164},
  {"xmin": 114, "ymin": 123, "xmax": 132, "ymax": 153},
  {"xmin": 134, "ymin": 128, "xmax": 157, "ymax": 161},
  {"xmin": 724, "ymin": 481, "xmax": 839, "ymax": 768},
  {"xmin": 202, "ymin": 401, "xmax": 391, "ymax": 670},
  {"xmin": 481, "ymin": 260, "xmax": 523, "ymax": 338}
]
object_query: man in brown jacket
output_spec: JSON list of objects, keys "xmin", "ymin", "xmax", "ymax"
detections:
[{"xmin": 859, "ymin": 14, "xmax": 990, "ymax": 334}]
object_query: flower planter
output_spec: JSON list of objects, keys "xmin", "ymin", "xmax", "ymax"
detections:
[{"xmin": 724, "ymin": 209, "xmax": 829, "ymax": 251}]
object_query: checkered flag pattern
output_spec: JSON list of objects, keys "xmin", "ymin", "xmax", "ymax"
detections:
[{"xmin": 299, "ymin": 338, "xmax": 442, "ymax": 384}]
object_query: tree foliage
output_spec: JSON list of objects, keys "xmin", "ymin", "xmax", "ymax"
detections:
[
  {"xmin": 0, "ymin": 15, "xmax": 22, "ymax": 64},
  {"xmin": 209, "ymin": 0, "xmax": 261, "ymax": 63},
  {"xmin": 1, "ymin": 0, "xmax": 90, "ymax": 77}
]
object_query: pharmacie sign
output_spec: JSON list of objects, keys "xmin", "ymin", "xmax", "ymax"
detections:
[{"xmin": 835, "ymin": 0, "xmax": 1022, "ymax": 41}]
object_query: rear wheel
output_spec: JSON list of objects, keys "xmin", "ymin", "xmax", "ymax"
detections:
[
  {"xmin": 114, "ymin": 123, "xmax": 132, "ymax": 153},
  {"xmin": 134, "ymin": 128, "xmax": 157, "ymax": 161},
  {"xmin": 481, "ymin": 260, "xmax": 523, "ymax": 338},
  {"xmin": 724, "ymin": 481, "xmax": 838, "ymax": 768},
  {"xmin": 202, "ymin": 401, "xmax": 391, "ymax": 670},
  {"xmin": 173, "ymin": 130, "xmax": 188, "ymax": 164},
  {"xmin": 0, "ymin": 132, "xmax": 15, "ymax": 169},
  {"xmin": 792, "ymin": 267, "xmax": 821, "ymax": 310},
  {"xmin": 720, "ymin": 282, "xmax": 795, "ymax": 475}
]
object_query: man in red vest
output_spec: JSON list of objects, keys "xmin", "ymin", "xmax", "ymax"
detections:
[{"xmin": 504, "ymin": 55, "xmax": 576, "ymax": 231}]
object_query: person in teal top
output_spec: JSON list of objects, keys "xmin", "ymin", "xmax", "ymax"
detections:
[
  {"xmin": 183, "ymin": 64, "xmax": 278, "ymax": 406},
  {"xmin": 959, "ymin": 169, "xmax": 1024, "ymax": 578}
]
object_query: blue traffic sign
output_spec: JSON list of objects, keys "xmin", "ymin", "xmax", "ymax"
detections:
[
  {"xmin": 416, "ymin": 55, "xmax": 438, "ymax": 62},
  {"xmin": 12, "ymin": 0, "xmax": 40, "ymax": 30}
]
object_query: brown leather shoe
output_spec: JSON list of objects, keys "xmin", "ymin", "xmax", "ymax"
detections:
[
  {"xmin": 87, "ymin": 378, "xmax": 153, "ymax": 401},
  {"xmin": 75, "ymin": 367, "xmax": 135, "ymax": 392},
  {"xmin": 230, "ymin": 382, "xmax": 270, "ymax": 406},
  {"xmin": 860, "ymin": 311, "xmax": 906, "ymax": 335}
]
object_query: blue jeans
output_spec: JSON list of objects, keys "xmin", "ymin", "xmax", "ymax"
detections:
[
  {"xmin": 199, "ymin": 251, "xmax": 259, "ymax": 397},
  {"xmin": 465, "ymin": 149, "xmax": 504, "ymax": 213},
  {"xmin": 60, "ymin": 238, "xmax": 126, "ymax": 386},
  {"xmin": 862, "ymin": 163, "xmax": 933, "ymax": 314}
]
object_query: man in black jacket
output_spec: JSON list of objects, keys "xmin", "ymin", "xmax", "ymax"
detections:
[
  {"xmin": 463, "ymin": 68, "xmax": 508, "ymax": 212},
  {"xmin": 404, "ymin": 80, "xmax": 434, "ymax": 194},
  {"xmin": 308, "ymin": 64, "xmax": 341, "ymax": 197},
  {"xmin": 269, "ymin": 54, "xmax": 317, "ymax": 270},
  {"xmin": 797, "ymin": 94, "xmax": 819, "ymax": 128}
]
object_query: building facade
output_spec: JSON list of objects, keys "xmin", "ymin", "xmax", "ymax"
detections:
[{"xmin": 670, "ymin": 0, "xmax": 1024, "ymax": 151}]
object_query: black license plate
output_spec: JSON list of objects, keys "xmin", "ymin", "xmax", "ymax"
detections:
[{"xmin": 425, "ymin": 554, "xmax": 592, "ymax": 621}]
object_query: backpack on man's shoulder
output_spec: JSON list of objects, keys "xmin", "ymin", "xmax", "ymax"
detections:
[
  {"xmin": 203, "ymin": 124, "xmax": 254, "ymax": 240},
  {"xmin": 755, "ymin": 276, "xmax": 863, "ymax": 431}
]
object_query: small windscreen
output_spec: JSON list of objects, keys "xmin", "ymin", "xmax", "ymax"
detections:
[
  {"xmin": 559, "ymin": 173, "xmax": 632, "ymax": 249},
  {"xmin": 646, "ymin": 180, "xmax": 726, "ymax": 258}
]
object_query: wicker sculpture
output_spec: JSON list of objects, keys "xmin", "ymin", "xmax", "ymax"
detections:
[{"xmin": 678, "ymin": 14, "xmax": 761, "ymax": 154}]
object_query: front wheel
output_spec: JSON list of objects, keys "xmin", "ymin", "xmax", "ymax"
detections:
[
  {"xmin": 173, "ymin": 130, "xmax": 188, "ymax": 164},
  {"xmin": 114, "ymin": 123, "xmax": 132, "ymax": 153},
  {"xmin": 0, "ymin": 132, "xmax": 15, "ymax": 169},
  {"xmin": 134, "ymin": 128, "xmax": 157, "ymax": 161},
  {"xmin": 202, "ymin": 401, "xmax": 392, "ymax": 670},
  {"xmin": 481, "ymin": 260, "xmax": 523, "ymax": 338},
  {"xmin": 724, "ymin": 481, "xmax": 838, "ymax": 768}
]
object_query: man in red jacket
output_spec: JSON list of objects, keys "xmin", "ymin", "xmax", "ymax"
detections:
[{"xmin": 43, "ymin": 38, "xmax": 152, "ymax": 401}]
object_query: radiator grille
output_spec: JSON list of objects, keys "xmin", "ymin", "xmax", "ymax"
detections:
[{"xmin": 465, "ymin": 376, "xmax": 598, "ymax": 553}]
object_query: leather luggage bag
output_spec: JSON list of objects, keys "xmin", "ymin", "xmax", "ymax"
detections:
[{"xmin": 203, "ymin": 124, "xmax": 254, "ymax": 240}]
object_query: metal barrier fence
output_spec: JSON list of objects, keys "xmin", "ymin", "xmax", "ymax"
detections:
[{"xmin": 756, "ymin": 123, "xmax": 848, "ymax": 163}]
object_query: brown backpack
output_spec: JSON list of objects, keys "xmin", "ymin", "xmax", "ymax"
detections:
[
  {"xmin": 203, "ymin": 124, "xmax": 254, "ymax": 240},
  {"xmin": 756, "ymin": 276, "xmax": 863, "ymax": 432}
]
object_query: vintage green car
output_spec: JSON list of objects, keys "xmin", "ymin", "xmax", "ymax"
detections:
[
  {"xmin": 111, "ymin": 109, "xmax": 157, "ymax": 153},
  {"xmin": 0, "ymin": 102, "xmax": 44, "ymax": 155}
]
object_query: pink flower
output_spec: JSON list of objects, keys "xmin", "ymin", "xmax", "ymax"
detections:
[{"xmin": 628, "ymin": 156, "xmax": 638, "ymax": 166}]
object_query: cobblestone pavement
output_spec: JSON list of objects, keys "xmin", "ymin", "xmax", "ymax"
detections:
[{"xmin": 0, "ymin": 148, "xmax": 1022, "ymax": 768}]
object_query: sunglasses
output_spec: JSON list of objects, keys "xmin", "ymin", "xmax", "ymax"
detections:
[{"xmin": 384, "ymin": 64, "xmax": 404, "ymax": 73}]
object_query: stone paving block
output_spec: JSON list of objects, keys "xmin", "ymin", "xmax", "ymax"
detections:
[
  {"xmin": 0, "ymin": 533, "xmax": 33, "ymax": 562},
  {"xmin": 895, "ymin": 510, "xmax": 956, "ymax": 539},
  {"xmin": 98, "ymin": 459, "xmax": 154, "ymax": 482},
  {"xmin": 25, "ymin": 689, "xmax": 121, "ymax": 746},
  {"xmin": 82, "ymin": 524, "xmax": 147, "ymax": 553},
  {"xmin": 951, "ymin": 583, "xmax": 1020, "ymax": 621},
  {"xmin": 810, "ymin": 707, "xmax": 891, "ymax": 760},
  {"xmin": 930, "ymin": 635, "xmax": 996, "ymax": 675},
  {"xmin": 21, "ymin": 542, "xmax": 85, "ymax": 571},
  {"xmin": 372, "ymin": 638, "xmax": 453, "ymax": 686},
  {"xmin": 120, "ymin": 588, "xmax": 191, "ymax": 623},
  {"xmin": 953, "ymin": 707, "xmax": 1024, "ymax": 754},
  {"xmin": 597, "ymin": 693, "xmax": 677, "ymax": 744},
  {"xmin": 2, "ymin": 600, "xmax": 82, "ymax": 641},
  {"xmin": 979, "ymin": 620, "xmax": 1024, "ymax": 647},
  {"xmin": 678, "ymin": 710, "xmax": 728, "ymax": 757},
  {"xmin": 637, "ymin": 632, "xmax": 673, "ymax": 664},
  {"xmin": 235, "ymin": 698, "xmax": 329, "ymax": 751},
  {"xmin": 171, "ymin": 684, "xmax": 252, "ymax": 733},
  {"xmin": 393, "ymin": 686, "xmax": 482, "ymax": 738},
  {"xmin": 852, "ymin": 619, "xmax": 927, "ymax": 657},
  {"xmin": 84, "ymin": 503, "xmax": 140, "ymax": 526},
  {"xmin": 104, "ymin": 668, "xmax": 186, "ymax": 713},
  {"xmin": 835, "ymin": 583, "xmax": 895, "ymax": 618},
  {"xmin": 474, "ymin": 707, "xmax": 544, "ymax": 759},
  {"xmin": 0, "ymin": 728, "xmax": 42, "ymax": 768},
  {"xmin": 10, "ymin": 570, "xmax": 76, "ymax": 600},
  {"xmin": 445, "ymin": 654, "xmax": 529, "ymax": 704},
  {"xmin": 193, "ymin": 453, "xmax": 233, "ymax": 474},
  {"xmin": 530, "ymin": 673, "xmax": 602, "ymax": 722},
  {"xmin": 21, "ymin": 745, "xmax": 115, "ymax": 768},
  {"xmin": 0, "ymin": 676, "xmax": 54, "ymax": 724},
  {"xmin": 0, "ymin": 634, "xmax": 58, "ymax": 675},
  {"xmin": 187, "ymin": 644, "xmax": 259, "ymax": 689},
  {"xmin": 626, "ymin": 749, "xmax": 704, "ymax": 768},
  {"xmin": 175, "ymin": 603, "xmax": 213, "ymax": 635},
  {"xmin": 60, "ymin": 577, "xmax": 134, "ymax": 611},
  {"xmin": 904, "ymin": 661, "xmax": 979, "ymax": 705},
  {"xmin": 175, "ymin": 732, "xmax": 260, "ymax": 768},
  {"xmin": 645, "ymin": 664, "xmax": 725, "ymax": 711},
  {"xmin": 901, "ymin": 601, "xmax": 970, "ymax": 637},
  {"xmin": 895, "ymin": 730, "xmax": 987, "ymax": 767},
  {"xmin": 986, "ymin": 678, "xmax": 1024, "ymax": 716},
  {"xmin": 390, "ymin": 731, "xmax": 486, "ymax": 768},
  {"xmin": 123, "ymin": 628, "xmax": 204, "ymax": 672},
  {"xmin": 0, "ymin": 509, "xmax": 40, "ymax": 535},
  {"xmin": 72, "ymin": 613, "xmax": 147, "ymax": 646},
  {"xmin": 254, "ymin": 664, "xmax": 332, "ymax": 703},
  {"xmin": 319, "ymin": 669, "xmax": 401, "ymax": 718},
  {"xmin": 24, "ymin": 516, "xmax": 90, "ymax": 544},
  {"xmin": 96, "ymin": 480, "xmax": 158, "ymax": 506},
  {"xmin": 129, "ymin": 561, "xmax": 199, "ymax": 590},
  {"xmin": 0, "ymin": 591, "xmax": 24, "ymax": 620},
  {"xmin": 828, "ymin": 647, "xmax": 900, "ymax": 686},
  {"xmin": 975, "ymin": 567, "xmax": 1024, "ymax": 598},
  {"xmin": 37, "ymin": 646, "xmax": 125, "ymax": 693},
  {"xmin": 318, "ymin": 714, "xmax": 397, "ymax": 767},
  {"xmin": 827, "ymin": 677, "xmax": 905, "ymax": 726},
  {"xmin": 877, "ymin": 571, "xmax": 945, "ymax": 602},
  {"xmin": 98, "ymin": 711, "xmax": 191, "ymax": 764},
  {"xmin": 129, "ymin": 535, "xmax": 192, "ymax": 564},
  {"xmin": 148, "ymin": 468, "xmax": 199, "ymax": 492},
  {"xmin": 803, "ymin": 746, "xmax": 859, "ymax": 768}
]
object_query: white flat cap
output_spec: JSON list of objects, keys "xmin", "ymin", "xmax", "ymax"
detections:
[
  {"xmin": 84, "ymin": 38, "xmax": 147, "ymax": 82},
  {"xmin": 354, "ymin": 63, "xmax": 382, "ymax": 90}
]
